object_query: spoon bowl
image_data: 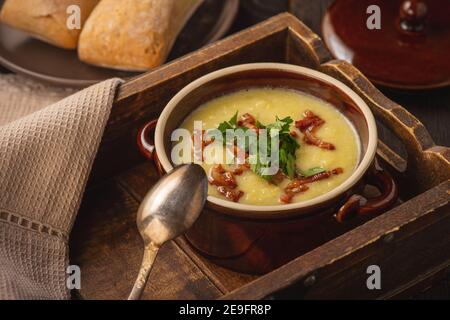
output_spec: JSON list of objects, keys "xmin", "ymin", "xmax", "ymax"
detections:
[
  {"xmin": 128, "ymin": 163, "xmax": 208, "ymax": 300},
  {"xmin": 137, "ymin": 163, "xmax": 208, "ymax": 246}
]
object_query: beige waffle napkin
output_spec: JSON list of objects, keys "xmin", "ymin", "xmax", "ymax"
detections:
[{"xmin": 0, "ymin": 74, "xmax": 122, "ymax": 299}]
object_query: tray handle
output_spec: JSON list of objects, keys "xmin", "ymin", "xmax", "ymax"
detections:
[{"xmin": 319, "ymin": 60, "xmax": 450, "ymax": 193}]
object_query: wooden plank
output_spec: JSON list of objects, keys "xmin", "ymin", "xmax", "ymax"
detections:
[
  {"xmin": 222, "ymin": 180, "xmax": 450, "ymax": 299},
  {"xmin": 381, "ymin": 260, "xmax": 450, "ymax": 299},
  {"xmin": 301, "ymin": 205, "xmax": 450, "ymax": 299},
  {"xmin": 69, "ymin": 179, "xmax": 222, "ymax": 300},
  {"xmin": 117, "ymin": 162, "xmax": 257, "ymax": 293},
  {"xmin": 90, "ymin": 14, "xmax": 291, "ymax": 182}
]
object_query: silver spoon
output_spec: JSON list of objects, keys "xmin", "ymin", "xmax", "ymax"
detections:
[{"xmin": 128, "ymin": 163, "xmax": 208, "ymax": 300}]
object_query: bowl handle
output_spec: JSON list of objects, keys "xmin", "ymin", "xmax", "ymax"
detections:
[
  {"xmin": 137, "ymin": 119, "xmax": 164, "ymax": 175},
  {"xmin": 335, "ymin": 159, "xmax": 398, "ymax": 223}
]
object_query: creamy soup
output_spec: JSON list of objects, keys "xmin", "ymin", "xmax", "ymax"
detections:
[{"xmin": 175, "ymin": 88, "xmax": 360, "ymax": 205}]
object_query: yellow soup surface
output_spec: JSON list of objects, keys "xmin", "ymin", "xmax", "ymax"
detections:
[{"xmin": 176, "ymin": 88, "xmax": 360, "ymax": 205}]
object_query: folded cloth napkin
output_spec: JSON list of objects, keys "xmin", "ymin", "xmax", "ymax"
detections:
[{"xmin": 0, "ymin": 75, "xmax": 122, "ymax": 299}]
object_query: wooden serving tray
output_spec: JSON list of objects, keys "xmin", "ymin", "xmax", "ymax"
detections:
[{"xmin": 70, "ymin": 13, "xmax": 450, "ymax": 300}]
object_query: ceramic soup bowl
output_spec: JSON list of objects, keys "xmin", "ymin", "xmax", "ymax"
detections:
[{"xmin": 137, "ymin": 63, "xmax": 398, "ymax": 274}]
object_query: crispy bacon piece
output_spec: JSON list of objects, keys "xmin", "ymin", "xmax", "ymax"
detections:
[
  {"xmin": 280, "ymin": 189, "xmax": 308, "ymax": 204},
  {"xmin": 208, "ymin": 165, "xmax": 237, "ymax": 188},
  {"xmin": 192, "ymin": 129, "xmax": 214, "ymax": 161},
  {"xmin": 228, "ymin": 144, "xmax": 248, "ymax": 159},
  {"xmin": 303, "ymin": 129, "xmax": 335, "ymax": 150},
  {"xmin": 281, "ymin": 179, "xmax": 310, "ymax": 203},
  {"xmin": 284, "ymin": 180, "xmax": 310, "ymax": 194},
  {"xmin": 208, "ymin": 165, "xmax": 245, "ymax": 202},
  {"xmin": 295, "ymin": 110, "xmax": 324, "ymax": 131},
  {"xmin": 204, "ymin": 139, "xmax": 214, "ymax": 147},
  {"xmin": 193, "ymin": 130, "xmax": 214, "ymax": 148},
  {"xmin": 217, "ymin": 186, "xmax": 244, "ymax": 202},
  {"xmin": 237, "ymin": 113, "xmax": 258, "ymax": 132},
  {"xmin": 297, "ymin": 167, "xmax": 343, "ymax": 184},
  {"xmin": 280, "ymin": 168, "xmax": 344, "ymax": 203},
  {"xmin": 295, "ymin": 110, "xmax": 335, "ymax": 150}
]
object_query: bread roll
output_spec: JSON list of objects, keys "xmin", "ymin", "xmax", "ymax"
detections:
[
  {"xmin": 0, "ymin": 0, "xmax": 99, "ymax": 49},
  {"xmin": 78, "ymin": 0, "xmax": 204, "ymax": 71}
]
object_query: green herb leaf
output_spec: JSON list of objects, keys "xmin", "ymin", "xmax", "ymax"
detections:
[
  {"xmin": 214, "ymin": 113, "xmax": 300, "ymax": 182},
  {"xmin": 285, "ymin": 153, "xmax": 296, "ymax": 179},
  {"xmin": 216, "ymin": 111, "xmax": 239, "ymax": 142},
  {"xmin": 229, "ymin": 111, "xmax": 238, "ymax": 127}
]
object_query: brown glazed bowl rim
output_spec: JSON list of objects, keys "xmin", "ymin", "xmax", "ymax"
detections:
[{"xmin": 155, "ymin": 63, "xmax": 377, "ymax": 216}]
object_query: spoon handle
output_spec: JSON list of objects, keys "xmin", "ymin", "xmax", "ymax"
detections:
[{"xmin": 128, "ymin": 242, "xmax": 160, "ymax": 300}]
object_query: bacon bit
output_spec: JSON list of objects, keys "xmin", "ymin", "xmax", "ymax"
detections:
[
  {"xmin": 284, "ymin": 180, "xmax": 310, "ymax": 194},
  {"xmin": 290, "ymin": 130, "xmax": 298, "ymax": 137},
  {"xmin": 331, "ymin": 167, "xmax": 344, "ymax": 175},
  {"xmin": 225, "ymin": 144, "xmax": 249, "ymax": 171},
  {"xmin": 295, "ymin": 110, "xmax": 324, "ymax": 131},
  {"xmin": 295, "ymin": 110, "xmax": 335, "ymax": 150},
  {"xmin": 208, "ymin": 165, "xmax": 237, "ymax": 188},
  {"xmin": 193, "ymin": 130, "xmax": 214, "ymax": 148},
  {"xmin": 280, "ymin": 168, "xmax": 344, "ymax": 203},
  {"xmin": 298, "ymin": 167, "xmax": 343, "ymax": 184},
  {"xmin": 217, "ymin": 186, "xmax": 244, "ymax": 202},
  {"xmin": 192, "ymin": 129, "xmax": 214, "ymax": 161},
  {"xmin": 281, "ymin": 191, "xmax": 305, "ymax": 204},
  {"xmin": 204, "ymin": 138, "xmax": 214, "ymax": 147},
  {"xmin": 237, "ymin": 113, "xmax": 258, "ymax": 132},
  {"xmin": 228, "ymin": 144, "xmax": 248, "ymax": 158},
  {"xmin": 280, "ymin": 193, "xmax": 294, "ymax": 204},
  {"xmin": 208, "ymin": 165, "xmax": 245, "ymax": 202}
]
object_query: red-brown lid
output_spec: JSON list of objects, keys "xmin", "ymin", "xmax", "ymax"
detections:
[{"xmin": 322, "ymin": 0, "xmax": 450, "ymax": 90}]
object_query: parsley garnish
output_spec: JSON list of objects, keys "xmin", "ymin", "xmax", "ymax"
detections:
[
  {"xmin": 265, "ymin": 116, "xmax": 299, "ymax": 179},
  {"xmin": 214, "ymin": 113, "xmax": 300, "ymax": 181},
  {"xmin": 217, "ymin": 111, "xmax": 238, "ymax": 134},
  {"xmin": 299, "ymin": 167, "xmax": 326, "ymax": 177}
]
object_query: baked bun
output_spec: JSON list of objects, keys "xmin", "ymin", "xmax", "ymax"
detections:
[
  {"xmin": 78, "ymin": 0, "xmax": 203, "ymax": 71},
  {"xmin": 0, "ymin": 0, "xmax": 99, "ymax": 49}
]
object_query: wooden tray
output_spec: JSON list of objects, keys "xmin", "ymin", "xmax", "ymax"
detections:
[{"xmin": 70, "ymin": 13, "xmax": 450, "ymax": 300}]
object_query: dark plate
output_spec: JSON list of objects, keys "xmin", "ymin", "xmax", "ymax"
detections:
[{"xmin": 0, "ymin": 0, "xmax": 239, "ymax": 87}]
